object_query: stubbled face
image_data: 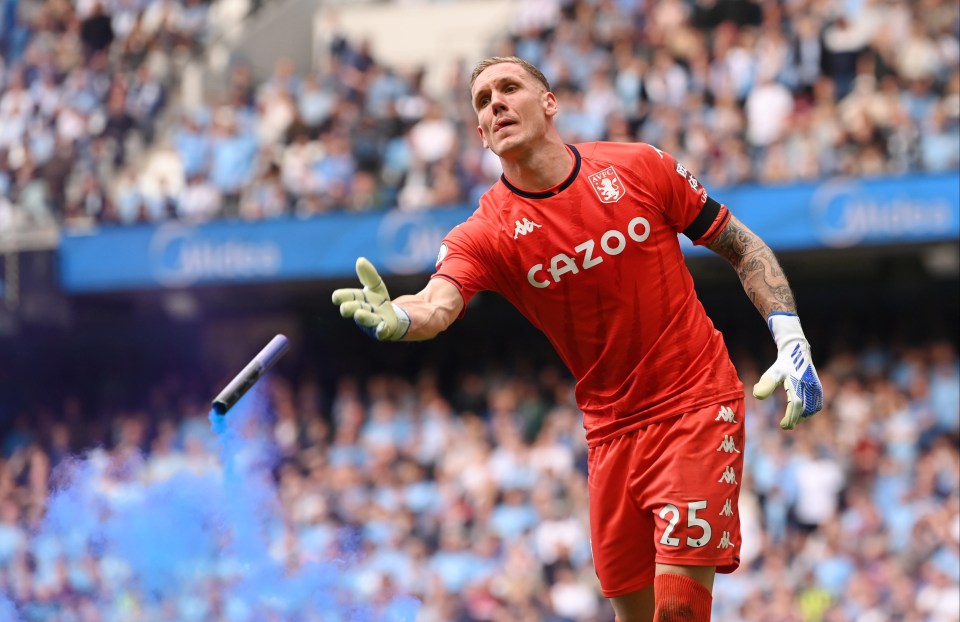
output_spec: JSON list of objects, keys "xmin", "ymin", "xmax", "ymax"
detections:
[{"xmin": 471, "ymin": 63, "xmax": 557, "ymax": 158}]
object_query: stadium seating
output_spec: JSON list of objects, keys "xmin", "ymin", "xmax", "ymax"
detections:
[{"xmin": 0, "ymin": 0, "xmax": 957, "ymax": 229}]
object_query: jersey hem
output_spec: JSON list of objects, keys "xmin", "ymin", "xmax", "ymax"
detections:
[
  {"xmin": 584, "ymin": 389, "xmax": 745, "ymax": 448},
  {"xmin": 599, "ymin": 572, "xmax": 656, "ymax": 598},
  {"xmin": 654, "ymin": 553, "xmax": 741, "ymax": 574}
]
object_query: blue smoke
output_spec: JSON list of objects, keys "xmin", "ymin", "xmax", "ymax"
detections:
[
  {"xmin": 0, "ymin": 593, "xmax": 20, "ymax": 622},
  {"xmin": 2, "ymin": 387, "xmax": 420, "ymax": 621}
]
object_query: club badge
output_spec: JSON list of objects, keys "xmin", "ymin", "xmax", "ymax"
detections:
[{"xmin": 588, "ymin": 167, "xmax": 626, "ymax": 203}]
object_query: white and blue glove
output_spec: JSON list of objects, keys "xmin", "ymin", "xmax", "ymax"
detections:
[
  {"xmin": 754, "ymin": 312, "xmax": 823, "ymax": 430},
  {"xmin": 331, "ymin": 257, "xmax": 411, "ymax": 341}
]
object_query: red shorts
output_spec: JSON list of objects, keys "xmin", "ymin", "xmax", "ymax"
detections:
[{"xmin": 587, "ymin": 399, "xmax": 745, "ymax": 598}]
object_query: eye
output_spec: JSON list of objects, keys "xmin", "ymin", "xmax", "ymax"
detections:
[{"xmin": 478, "ymin": 96, "xmax": 490, "ymax": 108}]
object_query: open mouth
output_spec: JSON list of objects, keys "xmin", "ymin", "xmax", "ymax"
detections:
[{"xmin": 494, "ymin": 120, "xmax": 515, "ymax": 133}]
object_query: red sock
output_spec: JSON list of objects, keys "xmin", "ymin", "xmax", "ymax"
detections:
[{"xmin": 653, "ymin": 573, "xmax": 713, "ymax": 621}]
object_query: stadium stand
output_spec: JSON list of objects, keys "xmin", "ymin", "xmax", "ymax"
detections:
[
  {"xmin": 0, "ymin": 0, "xmax": 958, "ymax": 620},
  {"xmin": 0, "ymin": 0, "xmax": 956, "ymax": 229}
]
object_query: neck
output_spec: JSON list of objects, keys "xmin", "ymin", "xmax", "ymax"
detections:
[{"xmin": 499, "ymin": 135, "xmax": 572, "ymax": 192}]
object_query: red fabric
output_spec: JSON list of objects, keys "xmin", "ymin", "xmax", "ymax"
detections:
[
  {"xmin": 433, "ymin": 141, "xmax": 742, "ymax": 446},
  {"xmin": 654, "ymin": 573, "xmax": 713, "ymax": 621},
  {"xmin": 587, "ymin": 400, "xmax": 744, "ymax": 597}
]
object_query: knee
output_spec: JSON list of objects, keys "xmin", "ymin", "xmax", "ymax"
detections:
[
  {"xmin": 655, "ymin": 602, "xmax": 696, "ymax": 621},
  {"xmin": 653, "ymin": 574, "xmax": 713, "ymax": 622}
]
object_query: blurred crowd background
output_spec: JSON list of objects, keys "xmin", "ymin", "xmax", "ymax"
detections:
[
  {"xmin": 0, "ymin": 0, "xmax": 958, "ymax": 620},
  {"xmin": 0, "ymin": 0, "xmax": 957, "ymax": 228},
  {"xmin": 0, "ymin": 333, "xmax": 958, "ymax": 621}
]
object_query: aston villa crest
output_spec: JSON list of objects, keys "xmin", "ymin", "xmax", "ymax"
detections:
[{"xmin": 588, "ymin": 167, "xmax": 626, "ymax": 203}]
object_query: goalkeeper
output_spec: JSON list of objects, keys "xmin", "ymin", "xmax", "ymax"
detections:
[{"xmin": 332, "ymin": 56, "xmax": 823, "ymax": 622}]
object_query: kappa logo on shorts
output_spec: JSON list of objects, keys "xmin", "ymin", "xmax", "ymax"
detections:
[
  {"xmin": 715, "ymin": 406, "xmax": 737, "ymax": 423},
  {"xmin": 720, "ymin": 499, "xmax": 734, "ymax": 517},
  {"xmin": 718, "ymin": 466, "xmax": 737, "ymax": 485},
  {"xmin": 716, "ymin": 531, "xmax": 732, "ymax": 549},
  {"xmin": 716, "ymin": 435, "xmax": 741, "ymax": 454},
  {"xmin": 588, "ymin": 167, "xmax": 626, "ymax": 203}
]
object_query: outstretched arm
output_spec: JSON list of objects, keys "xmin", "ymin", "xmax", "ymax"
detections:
[
  {"xmin": 706, "ymin": 215, "xmax": 823, "ymax": 430},
  {"xmin": 332, "ymin": 258, "xmax": 463, "ymax": 341},
  {"xmin": 393, "ymin": 278, "xmax": 464, "ymax": 341}
]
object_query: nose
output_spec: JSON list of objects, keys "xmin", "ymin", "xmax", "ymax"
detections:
[{"xmin": 489, "ymin": 90, "xmax": 507, "ymax": 112}]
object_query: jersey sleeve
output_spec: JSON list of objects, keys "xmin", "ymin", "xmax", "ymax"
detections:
[
  {"xmin": 643, "ymin": 144, "xmax": 731, "ymax": 246},
  {"xmin": 430, "ymin": 216, "xmax": 496, "ymax": 316}
]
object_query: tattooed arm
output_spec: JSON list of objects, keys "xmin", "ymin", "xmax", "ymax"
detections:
[
  {"xmin": 708, "ymin": 214, "xmax": 823, "ymax": 428},
  {"xmin": 706, "ymin": 215, "xmax": 797, "ymax": 318}
]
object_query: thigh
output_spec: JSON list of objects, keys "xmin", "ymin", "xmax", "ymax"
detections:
[
  {"xmin": 610, "ymin": 584, "xmax": 655, "ymax": 622},
  {"xmin": 588, "ymin": 430, "xmax": 658, "ymax": 598}
]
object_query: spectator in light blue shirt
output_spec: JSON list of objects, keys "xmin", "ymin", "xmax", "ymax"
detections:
[
  {"xmin": 174, "ymin": 112, "xmax": 211, "ymax": 180},
  {"xmin": 297, "ymin": 74, "xmax": 338, "ymax": 131},
  {"xmin": 428, "ymin": 529, "xmax": 482, "ymax": 592},
  {"xmin": 920, "ymin": 102, "xmax": 960, "ymax": 172},
  {"xmin": 490, "ymin": 488, "xmax": 540, "ymax": 542},
  {"xmin": 209, "ymin": 108, "xmax": 259, "ymax": 211},
  {"xmin": 928, "ymin": 346, "xmax": 960, "ymax": 433}
]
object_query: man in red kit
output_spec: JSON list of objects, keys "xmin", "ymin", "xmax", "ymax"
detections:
[{"xmin": 332, "ymin": 56, "xmax": 823, "ymax": 621}]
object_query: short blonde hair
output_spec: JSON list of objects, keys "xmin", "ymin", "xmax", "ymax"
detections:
[{"xmin": 469, "ymin": 56, "xmax": 551, "ymax": 95}]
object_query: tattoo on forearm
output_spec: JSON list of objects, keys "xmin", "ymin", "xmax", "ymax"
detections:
[{"xmin": 707, "ymin": 218, "xmax": 797, "ymax": 318}]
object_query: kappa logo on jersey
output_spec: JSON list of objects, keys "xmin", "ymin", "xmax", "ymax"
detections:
[
  {"xmin": 513, "ymin": 218, "xmax": 542, "ymax": 239},
  {"xmin": 588, "ymin": 167, "xmax": 626, "ymax": 203}
]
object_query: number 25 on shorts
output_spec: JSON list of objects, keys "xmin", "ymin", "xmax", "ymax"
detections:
[{"xmin": 659, "ymin": 500, "xmax": 713, "ymax": 548}]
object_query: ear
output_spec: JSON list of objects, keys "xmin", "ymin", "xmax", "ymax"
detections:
[
  {"xmin": 477, "ymin": 124, "xmax": 489, "ymax": 149},
  {"xmin": 542, "ymin": 91, "xmax": 558, "ymax": 118}
]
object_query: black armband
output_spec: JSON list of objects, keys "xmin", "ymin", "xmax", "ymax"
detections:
[{"xmin": 682, "ymin": 196, "xmax": 723, "ymax": 242}]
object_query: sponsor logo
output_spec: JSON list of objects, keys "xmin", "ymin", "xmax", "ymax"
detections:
[
  {"xmin": 811, "ymin": 178, "xmax": 956, "ymax": 248},
  {"xmin": 377, "ymin": 210, "xmax": 453, "ymax": 275},
  {"xmin": 526, "ymin": 216, "xmax": 651, "ymax": 288},
  {"xmin": 588, "ymin": 167, "xmax": 626, "ymax": 203},
  {"xmin": 513, "ymin": 217, "xmax": 542, "ymax": 239},
  {"xmin": 150, "ymin": 224, "xmax": 281, "ymax": 287},
  {"xmin": 436, "ymin": 243, "xmax": 448, "ymax": 268},
  {"xmin": 675, "ymin": 160, "xmax": 704, "ymax": 196}
]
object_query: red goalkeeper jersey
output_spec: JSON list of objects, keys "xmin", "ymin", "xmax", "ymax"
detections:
[{"xmin": 433, "ymin": 142, "xmax": 744, "ymax": 446}]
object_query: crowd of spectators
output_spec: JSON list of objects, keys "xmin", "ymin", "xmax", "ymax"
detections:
[
  {"xmin": 0, "ymin": 334, "xmax": 957, "ymax": 621},
  {"xmin": 0, "ymin": 0, "xmax": 214, "ymax": 231},
  {"xmin": 1, "ymin": 0, "xmax": 958, "ymax": 230}
]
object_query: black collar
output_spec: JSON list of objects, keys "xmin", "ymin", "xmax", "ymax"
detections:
[{"xmin": 500, "ymin": 144, "xmax": 581, "ymax": 199}]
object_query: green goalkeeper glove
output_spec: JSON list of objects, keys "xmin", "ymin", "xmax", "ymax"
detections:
[
  {"xmin": 753, "ymin": 312, "xmax": 824, "ymax": 430},
  {"xmin": 331, "ymin": 257, "xmax": 411, "ymax": 341}
]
